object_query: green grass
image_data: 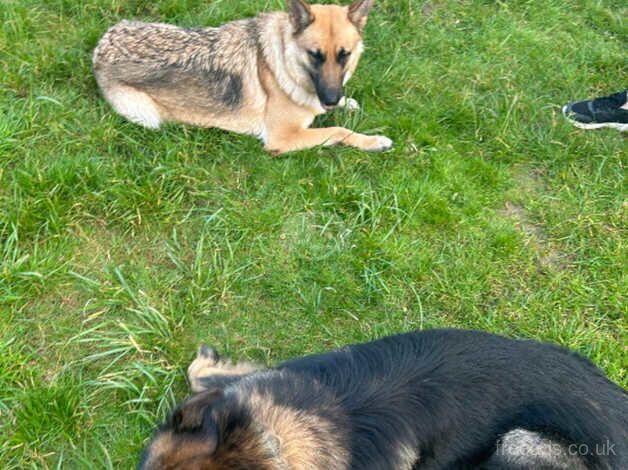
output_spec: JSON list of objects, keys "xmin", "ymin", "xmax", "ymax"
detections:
[{"xmin": 1, "ymin": 0, "xmax": 626, "ymax": 467}]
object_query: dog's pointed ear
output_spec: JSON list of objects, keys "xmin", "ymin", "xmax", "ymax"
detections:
[
  {"xmin": 288, "ymin": 0, "xmax": 314, "ymax": 34},
  {"xmin": 348, "ymin": 0, "xmax": 374, "ymax": 31},
  {"xmin": 170, "ymin": 389, "xmax": 223, "ymax": 453}
]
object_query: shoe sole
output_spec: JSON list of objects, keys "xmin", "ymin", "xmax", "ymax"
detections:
[{"xmin": 562, "ymin": 106, "xmax": 628, "ymax": 132}]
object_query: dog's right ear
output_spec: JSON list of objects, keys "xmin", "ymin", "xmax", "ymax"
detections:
[
  {"xmin": 170, "ymin": 389, "xmax": 223, "ymax": 453},
  {"xmin": 288, "ymin": 0, "xmax": 314, "ymax": 34},
  {"xmin": 348, "ymin": 0, "xmax": 374, "ymax": 31}
]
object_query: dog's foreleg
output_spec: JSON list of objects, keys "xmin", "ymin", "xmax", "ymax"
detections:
[
  {"xmin": 266, "ymin": 127, "xmax": 392, "ymax": 155},
  {"xmin": 187, "ymin": 344, "xmax": 262, "ymax": 393}
]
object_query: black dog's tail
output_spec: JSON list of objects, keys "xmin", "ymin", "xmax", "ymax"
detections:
[
  {"xmin": 481, "ymin": 405, "xmax": 627, "ymax": 469},
  {"xmin": 525, "ymin": 399, "xmax": 625, "ymax": 469},
  {"xmin": 479, "ymin": 343, "xmax": 628, "ymax": 470},
  {"xmin": 488, "ymin": 368, "xmax": 628, "ymax": 470}
]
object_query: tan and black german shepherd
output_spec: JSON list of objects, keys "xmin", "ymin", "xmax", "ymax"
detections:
[
  {"xmin": 138, "ymin": 329, "xmax": 628, "ymax": 469},
  {"xmin": 92, "ymin": 0, "xmax": 392, "ymax": 155}
]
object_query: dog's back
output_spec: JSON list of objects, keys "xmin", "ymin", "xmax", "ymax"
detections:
[
  {"xmin": 277, "ymin": 329, "xmax": 628, "ymax": 469},
  {"xmin": 93, "ymin": 19, "xmax": 265, "ymax": 132}
]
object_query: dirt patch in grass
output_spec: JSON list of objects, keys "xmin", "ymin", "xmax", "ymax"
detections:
[
  {"xmin": 502, "ymin": 201, "xmax": 565, "ymax": 269},
  {"xmin": 501, "ymin": 166, "xmax": 572, "ymax": 270},
  {"xmin": 69, "ymin": 222, "xmax": 172, "ymax": 274}
]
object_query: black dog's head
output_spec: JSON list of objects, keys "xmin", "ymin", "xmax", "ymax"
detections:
[{"xmin": 137, "ymin": 390, "xmax": 276, "ymax": 470}]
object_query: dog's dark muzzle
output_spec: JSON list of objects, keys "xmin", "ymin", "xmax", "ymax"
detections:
[
  {"xmin": 317, "ymin": 86, "xmax": 343, "ymax": 109},
  {"xmin": 310, "ymin": 72, "xmax": 343, "ymax": 109}
]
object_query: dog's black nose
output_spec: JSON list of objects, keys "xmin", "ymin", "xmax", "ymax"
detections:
[
  {"xmin": 322, "ymin": 93, "xmax": 342, "ymax": 106},
  {"xmin": 318, "ymin": 87, "xmax": 343, "ymax": 107}
]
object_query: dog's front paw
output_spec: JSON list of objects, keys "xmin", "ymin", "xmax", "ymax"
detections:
[
  {"xmin": 339, "ymin": 97, "xmax": 360, "ymax": 110},
  {"xmin": 364, "ymin": 135, "xmax": 393, "ymax": 152}
]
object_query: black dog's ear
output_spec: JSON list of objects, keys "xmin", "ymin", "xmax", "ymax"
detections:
[
  {"xmin": 348, "ymin": 0, "xmax": 374, "ymax": 31},
  {"xmin": 288, "ymin": 0, "xmax": 314, "ymax": 34},
  {"xmin": 171, "ymin": 389, "xmax": 224, "ymax": 434}
]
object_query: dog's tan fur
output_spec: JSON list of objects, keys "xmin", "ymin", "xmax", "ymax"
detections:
[
  {"xmin": 245, "ymin": 390, "xmax": 350, "ymax": 469},
  {"xmin": 93, "ymin": 0, "xmax": 391, "ymax": 155},
  {"xmin": 140, "ymin": 350, "xmax": 349, "ymax": 469}
]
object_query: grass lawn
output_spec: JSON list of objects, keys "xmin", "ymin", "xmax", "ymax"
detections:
[{"xmin": 1, "ymin": 0, "xmax": 626, "ymax": 467}]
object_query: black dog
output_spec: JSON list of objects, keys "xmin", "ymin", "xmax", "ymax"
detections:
[{"xmin": 139, "ymin": 329, "xmax": 627, "ymax": 469}]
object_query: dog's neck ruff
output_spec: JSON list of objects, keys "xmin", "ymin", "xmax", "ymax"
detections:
[
  {"xmin": 254, "ymin": 423, "xmax": 291, "ymax": 470},
  {"xmin": 257, "ymin": 13, "xmax": 325, "ymax": 113},
  {"xmin": 228, "ymin": 371, "xmax": 351, "ymax": 470}
]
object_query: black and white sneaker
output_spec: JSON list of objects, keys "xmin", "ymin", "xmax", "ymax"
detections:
[{"xmin": 562, "ymin": 89, "xmax": 628, "ymax": 131}]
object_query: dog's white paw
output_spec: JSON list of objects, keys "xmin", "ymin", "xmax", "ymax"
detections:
[
  {"xmin": 341, "ymin": 97, "xmax": 360, "ymax": 110},
  {"xmin": 365, "ymin": 135, "xmax": 393, "ymax": 152}
]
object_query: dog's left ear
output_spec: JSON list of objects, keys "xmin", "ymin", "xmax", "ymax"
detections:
[
  {"xmin": 348, "ymin": 0, "xmax": 374, "ymax": 31},
  {"xmin": 171, "ymin": 389, "xmax": 224, "ymax": 434}
]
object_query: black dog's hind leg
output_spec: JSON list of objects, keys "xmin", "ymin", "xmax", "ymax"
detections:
[
  {"xmin": 479, "ymin": 429, "xmax": 587, "ymax": 470},
  {"xmin": 187, "ymin": 344, "xmax": 263, "ymax": 393}
]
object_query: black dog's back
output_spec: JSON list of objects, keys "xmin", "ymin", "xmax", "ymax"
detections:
[{"xmin": 278, "ymin": 329, "xmax": 627, "ymax": 469}]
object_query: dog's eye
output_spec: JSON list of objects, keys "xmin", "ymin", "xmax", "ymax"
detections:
[
  {"xmin": 337, "ymin": 48, "xmax": 351, "ymax": 65},
  {"xmin": 307, "ymin": 49, "xmax": 325, "ymax": 64}
]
